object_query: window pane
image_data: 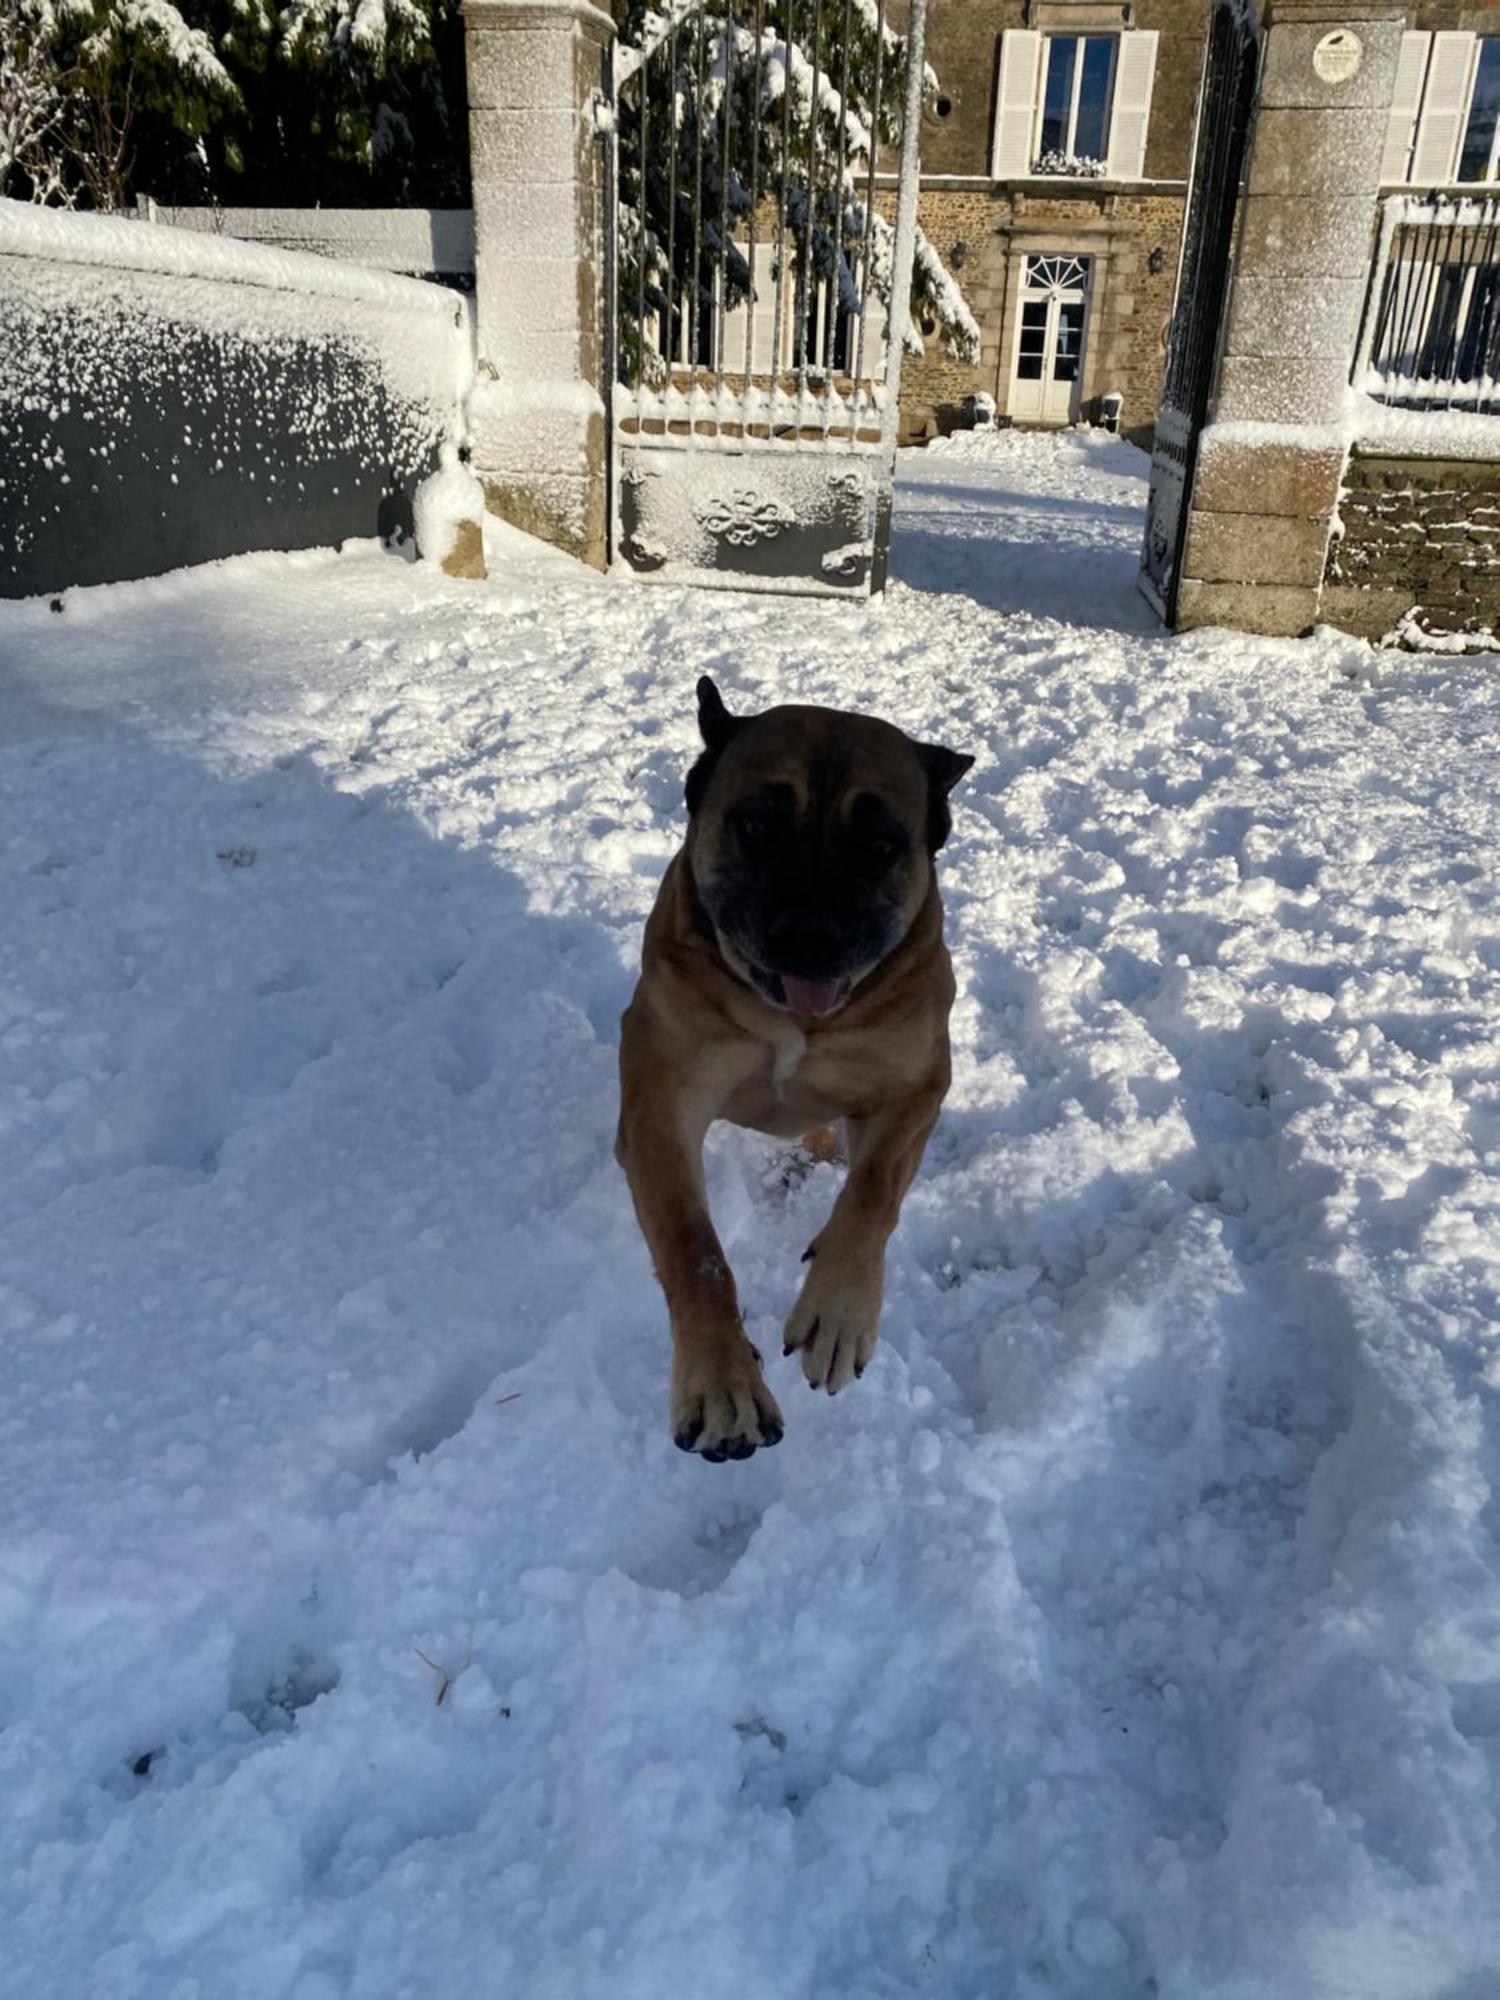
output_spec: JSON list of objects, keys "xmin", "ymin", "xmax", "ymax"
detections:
[
  {"xmin": 1458, "ymin": 40, "xmax": 1500, "ymax": 182},
  {"xmin": 1074, "ymin": 38, "xmax": 1115, "ymax": 162},
  {"xmin": 1054, "ymin": 301, "xmax": 1085, "ymax": 380},
  {"xmin": 1018, "ymin": 300, "xmax": 1047, "ymax": 377},
  {"xmin": 1041, "ymin": 38, "xmax": 1077, "ymax": 156}
]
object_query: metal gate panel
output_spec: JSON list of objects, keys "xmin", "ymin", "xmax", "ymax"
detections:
[
  {"xmin": 608, "ymin": 0, "xmax": 927, "ymax": 598},
  {"xmin": 1139, "ymin": 0, "xmax": 1258, "ymax": 623}
]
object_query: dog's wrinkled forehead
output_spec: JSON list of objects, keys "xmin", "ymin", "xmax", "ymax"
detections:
[
  {"xmin": 714, "ymin": 708, "xmax": 929, "ymax": 824},
  {"xmin": 686, "ymin": 675, "xmax": 974, "ymax": 852}
]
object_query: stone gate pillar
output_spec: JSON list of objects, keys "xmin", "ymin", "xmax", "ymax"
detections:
[
  {"xmin": 1176, "ymin": 0, "xmax": 1408, "ymax": 635},
  {"xmin": 463, "ymin": 0, "xmax": 613, "ymax": 569}
]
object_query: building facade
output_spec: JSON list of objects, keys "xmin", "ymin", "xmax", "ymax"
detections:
[
  {"xmin": 900, "ymin": 0, "xmax": 1500, "ymax": 454},
  {"xmin": 898, "ymin": 0, "xmax": 1209, "ymax": 449}
]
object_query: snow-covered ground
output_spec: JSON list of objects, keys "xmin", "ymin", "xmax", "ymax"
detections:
[{"xmin": 3, "ymin": 429, "xmax": 1500, "ymax": 2000}]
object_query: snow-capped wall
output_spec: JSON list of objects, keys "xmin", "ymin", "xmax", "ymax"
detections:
[{"xmin": 0, "ymin": 200, "xmax": 475, "ymax": 598}]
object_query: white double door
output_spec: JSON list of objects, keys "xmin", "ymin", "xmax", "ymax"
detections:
[{"xmin": 1009, "ymin": 253, "xmax": 1091, "ymax": 425}]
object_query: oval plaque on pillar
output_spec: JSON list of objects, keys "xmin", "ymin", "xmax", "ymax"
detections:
[{"xmin": 1312, "ymin": 29, "xmax": 1362, "ymax": 84}]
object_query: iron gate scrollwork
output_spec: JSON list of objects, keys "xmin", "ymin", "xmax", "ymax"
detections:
[
  {"xmin": 608, "ymin": 0, "xmax": 928, "ymax": 597},
  {"xmin": 1139, "ymin": 0, "xmax": 1258, "ymax": 623}
]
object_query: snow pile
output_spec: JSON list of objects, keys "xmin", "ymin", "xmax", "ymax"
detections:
[
  {"xmin": 412, "ymin": 445, "xmax": 485, "ymax": 568},
  {"xmin": 1, "ymin": 432, "xmax": 1499, "ymax": 1998}
]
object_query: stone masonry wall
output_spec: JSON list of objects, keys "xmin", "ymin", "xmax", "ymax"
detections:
[
  {"xmin": 914, "ymin": 0, "xmax": 1209, "ymax": 185},
  {"xmin": 901, "ymin": 186, "xmax": 1184, "ymax": 448},
  {"xmin": 1322, "ymin": 451, "xmax": 1500, "ymax": 639}
]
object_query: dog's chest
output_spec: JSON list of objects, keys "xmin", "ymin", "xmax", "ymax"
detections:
[
  {"xmin": 769, "ymin": 1027, "xmax": 808, "ymax": 1087},
  {"xmin": 720, "ymin": 1027, "xmax": 852, "ymax": 1139}
]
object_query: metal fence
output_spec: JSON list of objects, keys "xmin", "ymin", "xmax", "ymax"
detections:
[
  {"xmin": 1356, "ymin": 191, "xmax": 1500, "ymax": 414},
  {"xmin": 612, "ymin": 0, "xmax": 903, "ymax": 453}
]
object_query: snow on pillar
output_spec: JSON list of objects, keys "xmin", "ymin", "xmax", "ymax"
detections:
[
  {"xmin": 1176, "ymin": 0, "xmax": 1408, "ymax": 637},
  {"xmin": 463, "ymin": 0, "xmax": 613, "ymax": 569}
]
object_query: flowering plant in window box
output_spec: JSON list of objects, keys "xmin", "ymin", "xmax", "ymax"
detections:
[{"xmin": 1032, "ymin": 151, "xmax": 1109, "ymax": 178}]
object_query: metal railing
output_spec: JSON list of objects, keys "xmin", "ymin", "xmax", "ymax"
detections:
[
  {"xmin": 1356, "ymin": 190, "xmax": 1500, "ymax": 415},
  {"xmin": 611, "ymin": 0, "xmax": 908, "ymax": 451}
]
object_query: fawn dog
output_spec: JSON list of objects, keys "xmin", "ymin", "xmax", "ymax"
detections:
[{"xmin": 616, "ymin": 677, "xmax": 972, "ymax": 1461}]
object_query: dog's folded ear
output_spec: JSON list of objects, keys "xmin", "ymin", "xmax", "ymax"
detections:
[
  {"xmin": 686, "ymin": 676, "xmax": 750, "ymax": 816},
  {"xmin": 917, "ymin": 741, "xmax": 975, "ymax": 852}
]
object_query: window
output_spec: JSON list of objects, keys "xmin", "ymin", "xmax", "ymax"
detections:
[
  {"xmin": 1457, "ymin": 39, "xmax": 1500, "ymax": 181},
  {"xmin": 991, "ymin": 29, "xmax": 1158, "ymax": 183},
  {"xmin": 1038, "ymin": 35, "xmax": 1116, "ymax": 164},
  {"xmin": 1400, "ymin": 33, "xmax": 1500, "ymax": 186}
]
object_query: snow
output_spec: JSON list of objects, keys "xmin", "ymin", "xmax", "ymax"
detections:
[
  {"xmin": 0, "ymin": 197, "xmax": 467, "ymax": 323},
  {"xmin": 1205, "ymin": 398, "xmax": 1500, "ymax": 457},
  {"xmin": 412, "ymin": 446, "xmax": 485, "ymax": 566},
  {"xmin": 3, "ymin": 430, "xmax": 1500, "ymax": 1998}
]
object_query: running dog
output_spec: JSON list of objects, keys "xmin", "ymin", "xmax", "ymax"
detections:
[{"xmin": 616, "ymin": 676, "xmax": 972, "ymax": 1462}]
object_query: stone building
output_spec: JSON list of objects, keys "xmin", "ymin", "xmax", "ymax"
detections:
[
  {"xmin": 898, "ymin": 0, "xmax": 1212, "ymax": 448},
  {"xmin": 900, "ymin": 0, "xmax": 1500, "ymax": 463}
]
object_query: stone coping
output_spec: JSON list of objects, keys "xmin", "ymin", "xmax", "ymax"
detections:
[{"xmin": 879, "ymin": 175, "xmax": 1189, "ymax": 195}]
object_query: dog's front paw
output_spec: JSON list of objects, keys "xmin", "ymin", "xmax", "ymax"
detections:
[
  {"xmin": 671, "ymin": 1331, "xmax": 784, "ymax": 1463},
  {"xmin": 783, "ymin": 1242, "xmax": 884, "ymax": 1395}
]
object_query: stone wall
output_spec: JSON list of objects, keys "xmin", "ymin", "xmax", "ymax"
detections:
[
  {"xmin": 1322, "ymin": 450, "xmax": 1500, "ymax": 639},
  {"xmin": 915, "ymin": 0, "xmax": 1210, "ymax": 184},
  {"xmin": 901, "ymin": 185, "xmax": 1183, "ymax": 447}
]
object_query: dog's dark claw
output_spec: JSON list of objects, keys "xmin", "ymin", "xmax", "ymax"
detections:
[
  {"xmin": 801, "ymin": 1245, "xmax": 816, "ymax": 1263},
  {"xmin": 701, "ymin": 1442, "xmax": 730, "ymax": 1463},
  {"xmin": 760, "ymin": 1416, "xmax": 784, "ymax": 1446},
  {"xmin": 725, "ymin": 1438, "xmax": 755, "ymax": 1461},
  {"xmin": 749, "ymin": 1344, "xmax": 762, "ymax": 1367},
  {"xmin": 854, "ymin": 1361, "xmax": 865, "ymax": 1380},
  {"xmin": 674, "ymin": 1410, "xmax": 704, "ymax": 1452}
]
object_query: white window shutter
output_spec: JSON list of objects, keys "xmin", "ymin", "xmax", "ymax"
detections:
[
  {"xmin": 1411, "ymin": 31, "xmax": 1476, "ymax": 184},
  {"xmin": 992, "ymin": 31, "xmax": 1043, "ymax": 179},
  {"xmin": 1106, "ymin": 30, "xmax": 1159, "ymax": 179},
  {"xmin": 1381, "ymin": 32, "xmax": 1431, "ymax": 184}
]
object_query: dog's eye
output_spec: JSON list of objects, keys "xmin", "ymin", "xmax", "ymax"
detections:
[
  {"xmin": 736, "ymin": 812, "xmax": 774, "ymax": 843},
  {"xmin": 865, "ymin": 832, "xmax": 904, "ymax": 867}
]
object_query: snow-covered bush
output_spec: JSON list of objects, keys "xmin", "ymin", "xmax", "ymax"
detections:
[{"xmin": 1032, "ymin": 150, "xmax": 1109, "ymax": 179}]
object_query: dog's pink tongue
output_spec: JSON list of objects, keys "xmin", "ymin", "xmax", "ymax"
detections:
[{"xmin": 781, "ymin": 973, "xmax": 843, "ymax": 1018}]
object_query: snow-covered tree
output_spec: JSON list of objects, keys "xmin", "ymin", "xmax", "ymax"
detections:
[
  {"xmin": 0, "ymin": 0, "xmax": 466, "ymax": 207},
  {"xmin": 0, "ymin": 0, "xmax": 74, "ymax": 201},
  {"xmin": 615, "ymin": 0, "xmax": 979, "ymax": 386},
  {"xmin": 0, "ymin": 0, "xmax": 237, "ymax": 207}
]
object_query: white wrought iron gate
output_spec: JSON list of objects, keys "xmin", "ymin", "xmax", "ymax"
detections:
[{"xmin": 608, "ymin": 0, "xmax": 928, "ymax": 597}]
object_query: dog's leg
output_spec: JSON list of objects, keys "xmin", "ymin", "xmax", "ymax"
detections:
[
  {"xmin": 783, "ymin": 1085, "xmax": 944, "ymax": 1395},
  {"xmin": 616, "ymin": 1060, "xmax": 784, "ymax": 1462}
]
